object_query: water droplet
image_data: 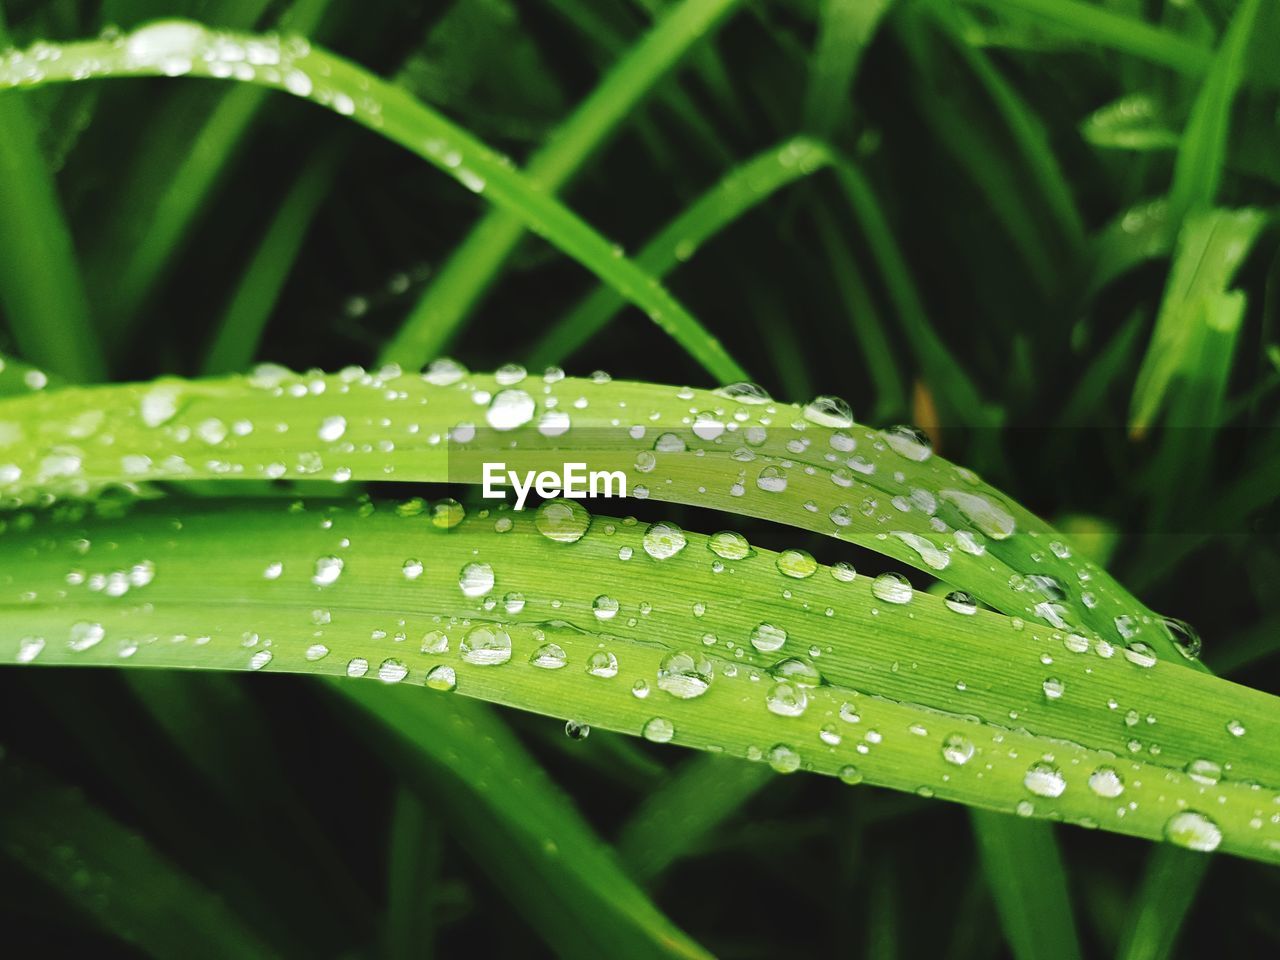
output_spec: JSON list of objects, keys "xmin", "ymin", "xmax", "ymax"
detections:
[
  {"xmin": 631, "ymin": 679, "xmax": 651, "ymax": 699},
  {"xmin": 944, "ymin": 590, "xmax": 977, "ymax": 615},
  {"xmin": 530, "ymin": 642, "xmax": 567, "ymax": 669},
  {"xmin": 1186, "ymin": 758, "xmax": 1222, "ymax": 785},
  {"xmin": 140, "ymin": 386, "xmax": 180, "ymax": 427},
  {"xmin": 402, "ymin": 559, "xmax": 423, "ymax": 580},
  {"xmin": 1164, "ymin": 811, "xmax": 1222, "ymax": 852},
  {"xmin": 1226, "ymin": 719, "xmax": 1246, "ymax": 737},
  {"xmin": 803, "ymin": 396, "xmax": 854, "ymax": 428},
  {"xmin": 592, "ymin": 595, "xmax": 620, "ymax": 620},
  {"xmin": 891, "ymin": 532, "xmax": 950, "ymax": 571},
  {"xmin": 305, "ymin": 643, "xmax": 329, "ymax": 661},
  {"xmin": 1088, "ymin": 766, "xmax": 1125, "ymax": 798},
  {"xmin": 459, "ymin": 625, "xmax": 511, "ymax": 665},
  {"xmin": 767, "ymin": 744, "xmax": 801, "ymax": 773},
  {"xmin": 942, "ymin": 734, "xmax": 974, "ymax": 765},
  {"xmin": 423, "ymin": 358, "xmax": 468, "ymax": 385},
  {"xmin": 1159, "ymin": 616, "xmax": 1202, "ymax": 660},
  {"xmin": 770, "ymin": 657, "xmax": 822, "ymax": 686},
  {"xmin": 458, "ymin": 562, "xmax": 494, "ymax": 597},
  {"xmin": 871, "ymin": 572, "xmax": 913, "ymax": 604},
  {"xmin": 643, "ymin": 521, "xmax": 687, "ymax": 559},
  {"xmin": 564, "ymin": 720, "xmax": 590, "ymax": 740},
  {"xmin": 486, "ymin": 389, "xmax": 535, "ymax": 430},
  {"xmin": 831, "ymin": 562, "xmax": 856, "ymax": 583},
  {"xmin": 425, "ymin": 664, "xmax": 457, "ymax": 691},
  {"xmin": 643, "ymin": 716, "xmax": 674, "ymax": 743},
  {"xmin": 749, "ymin": 622, "xmax": 788, "ymax": 653},
  {"xmin": 1043, "ymin": 677, "xmax": 1065, "ymax": 700},
  {"xmin": 586, "ymin": 650, "xmax": 618, "ymax": 678},
  {"xmin": 379, "ymin": 658, "xmax": 408, "ymax": 683},
  {"xmin": 311, "ymin": 555, "xmax": 344, "ymax": 587},
  {"xmin": 692, "ymin": 411, "xmax": 725, "ymax": 440},
  {"xmin": 421, "ymin": 630, "xmax": 448, "ymax": 654},
  {"xmin": 17, "ymin": 636, "xmax": 45, "ymax": 663},
  {"xmin": 939, "ymin": 489, "xmax": 1016, "ymax": 539},
  {"xmin": 765, "ymin": 680, "xmax": 808, "ymax": 716},
  {"xmin": 69, "ymin": 621, "xmax": 105, "ymax": 652},
  {"xmin": 714, "ymin": 382, "xmax": 772, "ymax": 404},
  {"xmin": 776, "ymin": 549, "xmax": 817, "ymax": 579},
  {"xmin": 883, "ymin": 424, "xmax": 933, "ymax": 461},
  {"xmin": 535, "ymin": 499, "xmax": 591, "ymax": 543},
  {"xmin": 318, "ymin": 415, "xmax": 347, "ymax": 442},
  {"xmin": 347, "ymin": 657, "xmax": 370, "ymax": 678},
  {"xmin": 839, "ymin": 765, "xmax": 864, "ymax": 785},
  {"xmin": 1123, "ymin": 642, "xmax": 1157, "ymax": 668},
  {"xmin": 708, "ymin": 530, "xmax": 752, "ymax": 560},
  {"xmin": 1024, "ymin": 761, "xmax": 1066, "ymax": 798},
  {"xmin": 756, "ymin": 465, "xmax": 788, "ymax": 493},
  {"xmin": 494, "ymin": 363, "xmax": 527, "ymax": 386},
  {"xmin": 537, "ymin": 409, "xmax": 571, "ymax": 437},
  {"xmin": 657, "ymin": 650, "xmax": 714, "ymax": 699}
]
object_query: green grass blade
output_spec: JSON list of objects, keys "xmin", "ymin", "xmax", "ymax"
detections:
[
  {"xmin": 201, "ymin": 139, "xmax": 345, "ymax": 374},
  {"xmin": 0, "ymin": 16, "xmax": 103, "ymax": 382},
  {"xmin": 1113, "ymin": 847, "xmax": 1209, "ymax": 960},
  {"xmin": 803, "ymin": 0, "xmax": 892, "ymax": 137},
  {"xmin": 93, "ymin": 0, "xmax": 331, "ymax": 346},
  {"xmin": 385, "ymin": 788, "xmax": 440, "ymax": 960},
  {"xmin": 0, "ymin": 20, "xmax": 747, "ymax": 383},
  {"xmin": 959, "ymin": 0, "xmax": 1212, "ymax": 76},
  {"xmin": 527, "ymin": 137, "xmax": 835, "ymax": 368},
  {"xmin": 0, "ymin": 753, "xmax": 277, "ymax": 958},
  {"xmin": 337, "ymin": 683, "xmax": 712, "ymax": 960},
  {"xmin": 1, "ymin": 496, "xmax": 1278, "ymax": 862},
  {"xmin": 383, "ymin": 0, "xmax": 745, "ymax": 371},
  {"xmin": 970, "ymin": 810, "xmax": 1083, "ymax": 960},
  {"xmin": 1080, "ymin": 93, "xmax": 1180, "ymax": 152},
  {"xmin": 617, "ymin": 754, "xmax": 775, "ymax": 882},
  {"xmin": 1168, "ymin": 0, "xmax": 1262, "ymax": 224},
  {"xmin": 1129, "ymin": 208, "xmax": 1266, "ymax": 435}
]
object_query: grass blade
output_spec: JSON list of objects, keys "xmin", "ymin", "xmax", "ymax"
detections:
[
  {"xmin": 0, "ymin": 16, "xmax": 103, "ymax": 382},
  {"xmin": 383, "ymin": 0, "xmax": 746, "ymax": 371},
  {"xmin": 0, "ymin": 20, "xmax": 747, "ymax": 382},
  {"xmin": 0, "ymin": 753, "xmax": 276, "ymax": 958},
  {"xmin": 1114, "ymin": 847, "xmax": 1209, "ymax": 960},
  {"xmin": 970, "ymin": 810, "xmax": 1083, "ymax": 960},
  {"xmin": 527, "ymin": 137, "xmax": 835, "ymax": 368},
  {"xmin": 385, "ymin": 788, "xmax": 440, "ymax": 960},
  {"xmin": 803, "ymin": 0, "xmax": 892, "ymax": 137}
]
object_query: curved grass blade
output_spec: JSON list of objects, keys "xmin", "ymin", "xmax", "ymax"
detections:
[
  {"xmin": 336, "ymin": 683, "xmax": 713, "ymax": 960},
  {"xmin": 201, "ymin": 138, "xmax": 346, "ymax": 374},
  {"xmin": 970, "ymin": 809, "xmax": 1083, "ymax": 960},
  {"xmin": 382, "ymin": 0, "xmax": 746, "ymax": 372},
  {"xmin": 0, "ymin": 367, "xmax": 1148, "ymax": 645},
  {"xmin": 1114, "ymin": 847, "xmax": 1209, "ymax": 960},
  {"xmin": 0, "ymin": 16, "xmax": 103, "ymax": 382},
  {"xmin": 0, "ymin": 496, "xmax": 1277, "ymax": 862},
  {"xmin": 528, "ymin": 137, "xmax": 835, "ymax": 368},
  {"xmin": 0, "ymin": 752, "xmax": 276, "ymax": 958},
  {"xmin": 802, "ymin": 0, "xmax": 892, "ymax": 137},
  {"xmin": 0, "ymin": 20, "xmax": 746, "ymax": 383},
  {"xmin": 957, "ymin": 0, "xmax": 1213, "ymax": 76}
]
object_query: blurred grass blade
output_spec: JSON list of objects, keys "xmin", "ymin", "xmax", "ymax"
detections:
[
  {"xmin": 617, "ymin": 754, "xmax": 775, "ymax": 882},
  {"xmin": 0, "ymin": 15, "xmax": 103, "ymax": 382},
  {"xmin": 1168, "ymin": 0, "xmax": 1262, "ymax": 224},
  {"xmin": 1114, "ymin": 847, "xmax": 1209, "ymax": 960},
  {"xmin": 959, "ymin": 0, "xmax": 1212, "ymax": 76},
  {"xmin": 836, "ymin": 165, "xmax": 997, "ymax": 427},
  {"xmin": 338, "ymin": 683, "xmax": 712, "ymax": 960},
  {"xmin": 202, "ymin": 138, "xmax": 345, "ymax": 374},
  {"xmin": 0, "ymin": 752, "xmax": 276, "ymax": 958},
  {"xmin": 0, "ymin": 20, "xmax": 746, "ymax": 383},
  {"xmin": 382, "ymin": 0, "xmax": 745, "ymax": 370},
  {"xmin": 803, "ymin": 0, "xmax": 892, "ymax": 137},
  {"xmin": 1129, "ymin": 208, "xmax": 1266, "ymax": 435},
  {"xmin": 385, "ymin": 788, "xmax": 440, "ymax": 960},
  {"xmin": 1080, "ymin": 94, "xmax": 1179, "ymax": 152},
  {"xmin": 970, "ymin": 810, "xmax": 1083, "ymax": 960},
  {"xmin": 2, "ymin": 496, "xmax": 1278, "ymax": 862},
  {"xmin": 93, "ymin": 0, "xmax": 331, "ymax": 347},
  {"xmin": 528, "ymin": 137, "xmax": 834, "ymax": 368}
]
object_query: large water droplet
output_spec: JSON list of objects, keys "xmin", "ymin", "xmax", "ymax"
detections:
[
  {"xmin": 767, "ymin": 744, "xmax": 801, "ymax": 773},
  {"xmin": 530, "ymin": 642, "xmax": 568, "ymax": 669},
  {"xmin": 939, "ymin": 489, "xmax": 1016, "ymax": 539},
  {"xmin": 657, "ymin": 650, "xmax": 714, "ymax": 699},
  {"xmin": 459, "ymin": 625, "xmax": 511, "ymax": 665},
  {"xmin": 312, "ymin": 555, "xmax": 344, "ymax": 587},
  {"xmin": 803, "ymin": 396, "xmax": 854, "ymax": 428},
  {"xmin": 586, "ymin": 650, "xmax": 618, "ymax": 678},
  {"xmin": 708, "ymin": 530, "xmax": 752, "ymax": 560},
  {"xmin": 486, "ymin": 389, "xmax": 535, "ymax": 430},
  {"xmin": 1088, "ymin": 766, "xmax": 1125, "ymax": 798},
  {"xmin": 883, "ymin": 424, "xmax": 933, "ymax": 462},
  {"xmin": 941, "ymin": 733, "xmax": 974, "ymax": 765},
  {"xmin": 1164, "ymin": 811, "xmax": 1222, "ymax": 852},
  {"xmin": 765, "ymin": 680, "xmax": 808, "ymax": 716},
  {"xmin": 871, "ymin": 572, "xmax": 913, "ymax": 604},
  {"xmin": 535, "ymin": 498, "xmax": 591, "ymax": 543},
  {"xmin": 425, "ymin": 664, "xmax": 457, "ymax": 691},
  {"xmin": 1024, "ymin": 761, "xmax": 1066, "ymax": 798},
  {"xmin": 749, "ymin": 622, "xmax": 787, "ymax": 653},
  {"xmin": 643, "ymin": 521, "xmax": 687, "ymax": 559},
  {"xmin": 776, "ymin": 549, "xmax": 817, "ymax": 579},
  {"xmin": 458, "ymin": 562, "xmax": 494, "ymax": 597},
  {"xmin": 643, "ymin": 716, "xmax": 675, "ymax": 742}
]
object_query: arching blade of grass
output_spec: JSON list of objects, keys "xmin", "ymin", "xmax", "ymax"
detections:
[
  {"xmin": 201, "ymin": 138, "xmax": 346, "ymax": 374},
  {"xmin": 957, "ymin": 0, "xmax": 1213, "ymax": 76},
  {"xmin": 0, "ymin": 15, "xmax": 103, "ymax": 382},
  {"xmin": 382, "ymin": 0, "xmax": 745, "ymax": 371},
  {"xmin": 1129, "ymin": 208, "xmax": 1266, "ymax": 436},
  {"xmin": 0, "ymin": 20, "xmax": 746, "ymax": 383},
  {"xmin": 385, "ymin": 789, "xmax": 440, "ymax": 960},
  {"xmin": 969, "ymin": 810, "xmax": 1083, "ymax": 960},
  {"xmin": 1, "ymin": 497, "xmax": 1278, "ymax": 862},
  {"xmin": 0, "ymin": 368, "xmax": 1148, "ymax": 644},
  {"xmin": 335, "ymin": 683, "xmax": 713, "ymax": 960},
  {"xmin": 1167, "ymin": 0, "xmax": 1262, "ymax": 225},
  {"xmin": 527, "ymin": 137, "xmax": 835, "ymax": 368},
  {"xmin": 92, "ymin": 0, "xmax": 331, "ymax": 349},
  {"xmin": 802, "ymin": 0, "xmax": 892, "ymax": 137},
  {"xmin": 617, "ymin": 754, "xmax": 775, "ymax": 883},
  {"xmin": 1114, "ymin": 847, "xmax": 1209, "ymax": 960},
  {"xmin": 0, "ymin": 753, "xmax": 276, "ymax": 959}
]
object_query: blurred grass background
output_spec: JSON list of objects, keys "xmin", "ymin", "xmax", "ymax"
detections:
[{"xmin": 0, "ymin": 0, "xmax": 1278, "ymax": 956}]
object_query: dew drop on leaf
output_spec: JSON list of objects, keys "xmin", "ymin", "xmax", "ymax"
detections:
[
  {"xmin": 1164, "ymin": 811, "xmax": 1222, "ymax": 852},
  {"xmin": 656, "ymin": 650, "xmax": 714, "ymax": 699},
  {"xmin": 459, "ymin": 625, "xmax": 511, "ymax": 665},
  {"xmin": 642, "ymin": 716, "xmax": 674, "ymax": 743},
  {"xmin": 425, "ymin": 664, "xmax": 457, "ymax": 691},
  {"xmin": 535, "ymin": 499, "xmax": 591, "ymax": 543},
  {"xmin": 458, "ymin": 562, "xmax": 494, "ymax": 598},
  {"xmin": 871, "ymin": 572, "xmax": 913, "ymax": 604},
  {"xmin": 642, "ymin": 521, "xmax": 687, "ymax": 559}
]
